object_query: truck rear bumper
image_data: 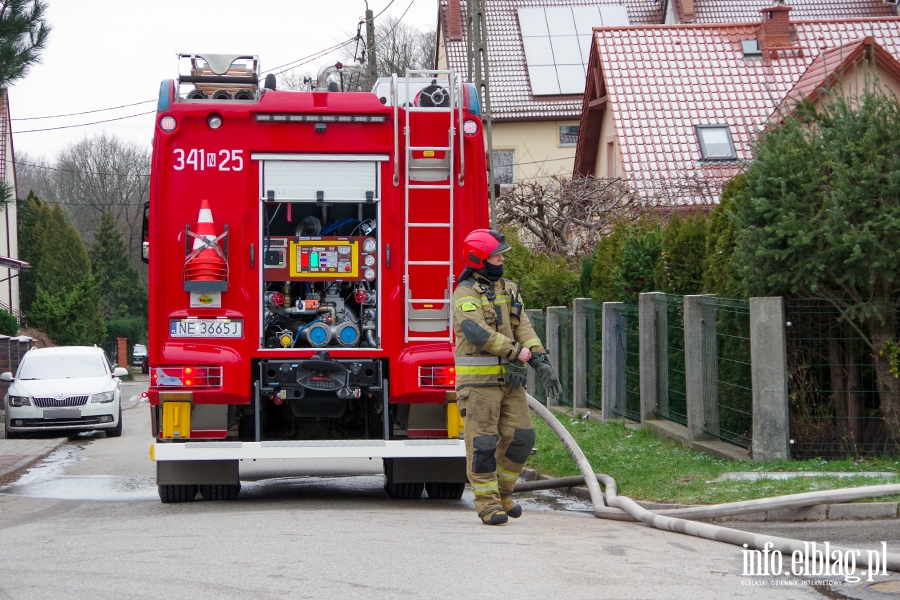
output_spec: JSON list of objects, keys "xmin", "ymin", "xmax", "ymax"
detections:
[{"xmin": 151, "ymin": 439, "xmax": 465, "ymax": 461}]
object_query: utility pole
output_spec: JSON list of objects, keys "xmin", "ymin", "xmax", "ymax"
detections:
[
  {"xmin": 466, "ymin": 0, "xmax": 496, "ymax": 226},
  {"xmin": 365, "ymin": 5, "xmax": 377, "ymax": 87}
]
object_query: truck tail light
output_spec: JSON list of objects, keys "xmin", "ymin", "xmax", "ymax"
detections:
[
  {"xmin": 151, "ymin": 366, "xmax": 223, "ymax": 389},
  {"xmin": 419, "ymin": 365, "xmax": 456, "ymax": 389}
]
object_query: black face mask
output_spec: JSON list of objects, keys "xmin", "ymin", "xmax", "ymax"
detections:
[{"xmin": 483, "ymin": 262, "xmax": 504, "ymax": 281}]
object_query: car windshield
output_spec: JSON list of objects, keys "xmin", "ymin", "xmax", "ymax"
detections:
[{"xmin": 18, "ymin": 353, "xmax": 108, "ymax": 380}]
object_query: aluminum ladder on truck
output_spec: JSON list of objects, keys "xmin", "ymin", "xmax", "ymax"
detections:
[{"xmin": 395, "ymin": 69, "xmax": 464, "ymax": 343}]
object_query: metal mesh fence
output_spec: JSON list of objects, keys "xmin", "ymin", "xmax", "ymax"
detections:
[
  {"xmin": 100, "ymin": 340, "xmax": 118, "ymax": 366},
  {"xmin": 585, "ymin": 303, "xmax": 602, "ymax": 410},
  {"xmin": 557, "ymin": 308, "xmax": 574, "ymax": 407},
  {"xmin": 652, "ymin": 294, "xmax": 687, "ymax": 426},
  {"xmin": 530, "ymin": 311, "xmax": 547, "ymax": 405},
  {"xmin": 612, "ymin": 303, "xmax": 640, "ymax": 422},
  {"xmin": 786, "ymin": 299, "xmax": 900, "ymax": 458},
  {"xmin": 699, "ymin": 297, "xmax": 753, "ymax": 448}
]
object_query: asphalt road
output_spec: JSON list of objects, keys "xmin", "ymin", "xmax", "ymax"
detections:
[{"xmin": 0, "ymin": 384, "xmax": 897, "ymax": 599}]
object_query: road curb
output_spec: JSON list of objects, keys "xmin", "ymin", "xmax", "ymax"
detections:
[
  {"xmin": 0, "ymin": 435, "xmax": 69, "ymax": 482},
  {"xmin": 520, "ymin": 469, "xmax": 900, "ymax": 522}
]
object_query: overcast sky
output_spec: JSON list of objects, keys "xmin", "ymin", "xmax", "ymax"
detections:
[{"xmin": 10, "ymin": 0, "xmax": 438, "ymax": 161}]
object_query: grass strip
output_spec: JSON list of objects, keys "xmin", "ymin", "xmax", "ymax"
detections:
[{"xmin": 525, "ymin": 414, "xmax": 900, "ymax": 505}]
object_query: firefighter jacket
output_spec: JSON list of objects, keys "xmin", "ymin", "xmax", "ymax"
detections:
[{"xmin": 452, "ymin": 272, "xmax": 546, "ymax": 390}]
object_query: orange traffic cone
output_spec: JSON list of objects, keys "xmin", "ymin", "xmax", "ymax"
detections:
[{"xmin": 185, "ymin": 199, "xmax": 227, "ymax": 282}]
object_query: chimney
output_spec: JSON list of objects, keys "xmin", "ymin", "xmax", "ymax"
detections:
[
  {"xmin": 680, "ymin": 0, "xmax": 695, "ymax": 22},
  {"xmin": 758, "ymin": 2, "xmax": 793, "ymax": 55},
  {"xmin": 447, "ymin": 0, "xmax": 463, "ymax": 41}
]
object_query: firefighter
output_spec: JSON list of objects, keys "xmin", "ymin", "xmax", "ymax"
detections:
[{"xmin": 452, "ymin": 229, "xmax": 561, "ymax": 525}]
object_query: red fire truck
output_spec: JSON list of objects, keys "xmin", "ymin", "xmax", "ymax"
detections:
[{"xmin": 144, "ymin": 54, "xmax": 489, "ymax": 503}]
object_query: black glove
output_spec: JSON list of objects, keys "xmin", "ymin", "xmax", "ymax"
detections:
[
  {"xmin": 505, "ymin": 360, "xmax": 528, "ymax": 388},
  {"xmin": 529, "ymin": 353, "xmax": 561, "ymax": 399}
]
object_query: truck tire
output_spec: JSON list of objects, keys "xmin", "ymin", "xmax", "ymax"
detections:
[
  {"xmin": 158, "ymin": 484, "xmax": 198, "ymax": 503},
  {"xmin": 425, "ymin": 482, "xmax": 465, "ymax": 500},
  {"xmin": 198, "ymin": 483, "xmax": 241, "ymax": 501},
  {"xmin": 383, "ymin": 459, "xmax": 424, "ymax": 499}
]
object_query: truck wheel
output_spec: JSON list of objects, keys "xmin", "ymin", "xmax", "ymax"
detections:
[
  {"xmin": 158, "ymin": 484, "xmax": 198, "ymax": 503},
  {"xmin": 198, "ymin": 483, "xmax": 241, "ymax": 501},
  {"xmin": 425, "ymin": 482, "xmax": 465, "ymax": 500},
  {"xmin": 383, "ymin": 459, "xmax": 424, "ymax": 499}
]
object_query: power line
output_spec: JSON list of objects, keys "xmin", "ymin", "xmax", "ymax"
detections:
[
  {"xmin": 374, "ymin": 0, "xmax": 398, "ymax": 18},
  {"xmin": 15, "ymin": 160, "xmax": 150, "ymax": 177},
  {"xmin": 12, "ymin": 100, "xmax": 156, "ymax": 121},
  {"xmin": 13, "ymin": 111, "xmax": 156, "ymax": 134}
]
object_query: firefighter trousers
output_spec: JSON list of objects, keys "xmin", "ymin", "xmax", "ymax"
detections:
[{"xmin": 457, "ymin": 384, "xmax": 535, "ymax": 517}]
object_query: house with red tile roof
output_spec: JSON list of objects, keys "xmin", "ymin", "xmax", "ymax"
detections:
[
  {"xmin": 664, "ymin": 0, "xmax": 897, "ymax": 24},
  {"xmin": 572, "ymin": 9, "xmax": 900, "ymax": 206},
  {"xmin": 435, "ymin": 0, "xmax": 897, "ymax": 185}
]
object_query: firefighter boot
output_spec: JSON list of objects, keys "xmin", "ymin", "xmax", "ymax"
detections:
[
  {"xmin": 480, "ymin": 507, "xmax": 509, "ymax": 525},
  {"xmin": 501, "ymin": 493, "xmax": 522, "ymax": 518}
]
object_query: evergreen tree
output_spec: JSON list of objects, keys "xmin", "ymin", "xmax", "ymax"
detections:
[
  {"xmin": 34, "ymin": 203, "xmax": 92, "ymax": 293},
  {"xmin": 702, "ymin": 174, "xmax": 746, "ymax": 298},
  {"xmin": 613, "ymin": 225, "xmax": 663, "ymax": 304},
  {"xmin": 90, "ymin": 211, "xmax": 147, "ymax": 319},
  {"xmin": 653, "ymin": 210, "xmax": 708, "ymax": 295},
  {"xmin": 29, "ymin": 274, "xmax": 106, "ymax": 346},
  {"xmin": 17, "ymin": 192, "xmax": 44, "ymax": 312},
  {"xmin": 0, "ymin": 0, "xmax": 51, "ymax": 87},
  {"xmin": 732, "ymin": 89, "xmax": 900, "ymax": 438}
]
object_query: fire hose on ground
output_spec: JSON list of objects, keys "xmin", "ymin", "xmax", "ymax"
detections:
[{"xmin": 519, "ymin": 394, "xmax": 900, "ymax": 572}]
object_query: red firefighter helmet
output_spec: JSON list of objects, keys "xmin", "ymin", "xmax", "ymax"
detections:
[{"xmin": 462, "ymin": 229, "xmax": 511, "ymax": 269}]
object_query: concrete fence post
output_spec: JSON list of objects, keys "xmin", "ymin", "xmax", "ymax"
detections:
[
  {"xmin": 545, "ymin": 306, "xmax": 564, "ymax": 408},
  {"xmin": 601, "ymin": 302, "xmax": 623, "ymax": 422},
  {"xmin": 639, "ymin": 292, "xmax": 665, "ymax": 424},
  {"xmin": 572, "ymin": 298, "xmax": 589, "ymax": 411},
  {"xmin": 684, "ymin": 295, "xmax": 716, "ymax": 443},
  {"xmin": 750, "ymin": 297, "xmax": 791, "ymax": 462},
  {"xmin": 524, "ymin": 308, "xmax": 542, "ymax": 397}
]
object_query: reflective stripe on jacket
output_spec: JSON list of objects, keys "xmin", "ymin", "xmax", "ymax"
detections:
[{"xmin": 452, "ymin": 273, "xmax": 546, "ymax": 390}]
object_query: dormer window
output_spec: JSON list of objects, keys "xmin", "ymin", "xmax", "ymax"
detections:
[{"xmin": 696, "ymin": 124, "xmax": 736, "ymax": 160}]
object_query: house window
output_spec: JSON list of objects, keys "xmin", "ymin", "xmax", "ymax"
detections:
[
  {"xmin": 741, "ymin": 39, "xmax": 762, "ymax": 58},
  {"xmin": 492, "ymin": 149, "xmax": 515, "ymax": 185},
  {"xmin": 559, "ymin": 125, "xmax": 579, "ymax": 146},
  {"xmin": 695, "ymin": 125, "xmax": 736, "ymax": 160}
]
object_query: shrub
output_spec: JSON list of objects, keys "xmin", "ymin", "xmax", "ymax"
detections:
[{"xmin": 0, "ymin": 310, "xmax": 18, "ymax": 336}]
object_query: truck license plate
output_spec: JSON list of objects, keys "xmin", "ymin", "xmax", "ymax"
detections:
[{"xmin": 170, "ymin": 319, "xmax": 243, "ymax": 338}]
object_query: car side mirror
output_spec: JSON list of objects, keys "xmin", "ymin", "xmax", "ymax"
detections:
[
  {"xmin": 0, "ymin": 372, "xmax": 12, "ymax": 382},
  {"xmin": 113, "ymin": 367, "xmax": 129, "ymax": 378}
]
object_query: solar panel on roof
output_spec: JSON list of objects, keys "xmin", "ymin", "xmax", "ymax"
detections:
[
  {"xmin": 598, "ymin": 5, "xmax": 630, "ymax": 26},
  {"xmin": 550, "ymin": 36, "xmax": 583, "ymax": 65},
  {"xmin": 557, "ymin": 64, "xmax": 587, "ymax": 94},
  {"xmin": 545, "ymin": 7, "xmax": 577, "ymax": 36},
  {"xmin": 518, "ymin": 4, "xmax": 629, "ymax": 97},
  {"xmin": 522, "ymin": 36, "xmax": 555, "ymax": 66},
  {"xmin": 518, "ymin": 7, "xmax": 549, "ymax": 37},
  {"xmin": 528, "ymin": 65, "xmax": 561, "ymax": 95},
  {"xmin": 571, "ymin": 6, "xmax": 602, "ymax": 35}
]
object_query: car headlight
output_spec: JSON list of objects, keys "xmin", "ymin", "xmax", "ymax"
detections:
[
  {"xmin": 8, "ymin": 395, "xmax": 31, "ymax": 407},
  {"xmin": 90, "ymin": 392, "xmax": 115, "ymax": 404}
]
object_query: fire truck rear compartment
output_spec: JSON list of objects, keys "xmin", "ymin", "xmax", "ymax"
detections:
[{"xmin": 262, "ymin": 199, "xmax": 379, "ymax": 350}]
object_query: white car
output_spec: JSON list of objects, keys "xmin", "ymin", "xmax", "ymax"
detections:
[{"xmin": 2, "ymin": 346, "xmax": 128, "ymax": 439}]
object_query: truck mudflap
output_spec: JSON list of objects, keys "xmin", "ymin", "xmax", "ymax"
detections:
[{"xmin": 150, "ymin": 438, "xmax": 465, "ymax": 461}]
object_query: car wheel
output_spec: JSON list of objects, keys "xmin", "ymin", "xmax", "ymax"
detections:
[
  {"xmin": 158, "ymin": 484, "xmax": 198, "ymax": 503},
  {"xmin": 198, "ymin": 483, "xmax": 241, "ymax": 501},
  {"xmin": 425, "ymin": 482, "xmax": 466, "ymax": 500},
  {"xmin": 4, "ymin": 424, "xmax": 22, "ymax": 439},
  {"xmin": 141, "ymin": 357, "xmax": 149, "ymax": 375},
  {"xmin": 106, "ymin": 407, "xmax": 123, "ymax": 437}
]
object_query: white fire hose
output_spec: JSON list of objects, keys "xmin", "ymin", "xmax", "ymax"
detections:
[{"xmin": 521, "ymin": 395, "xmax": 900, "ymax": 572}]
